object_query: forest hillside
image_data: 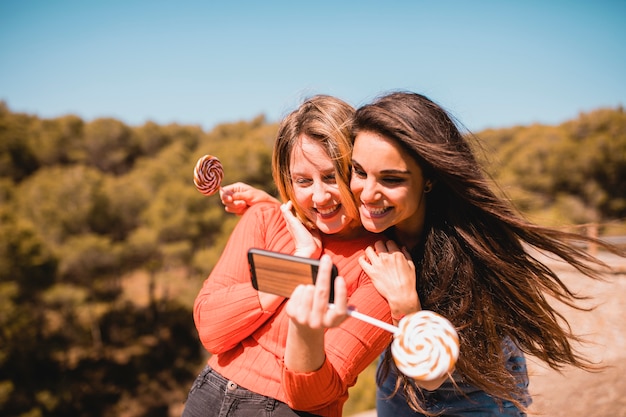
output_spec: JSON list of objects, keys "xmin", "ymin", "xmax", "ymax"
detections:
[{"xmin": 1, "ymin": 102, "xmax": 625, "ymax": 417}]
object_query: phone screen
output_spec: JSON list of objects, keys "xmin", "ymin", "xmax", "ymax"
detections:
[{"xmin": 247, "ymin": 248, "xmax": 337, "ymax": 302}]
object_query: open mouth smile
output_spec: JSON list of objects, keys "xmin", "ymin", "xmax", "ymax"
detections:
[
  {"xmin": 362, "ymin": 205, "xmax": 393, "ymax": 218},
  {"xmin": 315, "ymin": 204, "xmax": 341, "ymax": 218}
]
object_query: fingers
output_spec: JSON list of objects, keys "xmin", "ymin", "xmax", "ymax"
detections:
[
  {"xmin": 280, "ymin": 202, "xmax": 304, "ymax": 240},
  {"xmin": 401, "ymin": 246, "xmax": 414, "ymax": 263},
  {"xmin": 286, "ymin": 284, "xmax": 315, "ymax": 322},
  {"xmin": 219, "ymin": 182, "xmax": 254, "ymax": 215},
  {"xmin": 374, "ymin": 240, "xmax": 388, "ymax": 253},
  {"xmin": 220, "ymin": 182, "xmax": 248, "ymax": 200},
  {"xmin": 224, "ymin": 201, "xmax": 248, "ymax": 215},
  {"xmin": 286, "ymin": 255, "xmax": 347, "ymax": 329},
  {"xmin": 281, "ymin": 201, "xmax": 322, "ymax": 258},
  {"xmin": 385, "ymin": 240, "xmax": 401, "ymax": 252},
  {"xmin": 310, "ymin": 255, "xmax": 333, "ymax": 321},
  {"xmin": 313, "ymin": 255, "xmax": 347, "ymax": 327},
  {"xmin": 363, "ymin": 245, "xmax": 377, "ymax": 261},
  {"xmin": 280, "ymin": 201, "xmax": 296, "ymax": 222},
  {"xmin": 360, "ymin": 239, "xmax": 416, "ymax": 304},
  {"xmin": 366, "ymin": 240, "xmax": 408, "ymax": 263},
  {"xmin": 219, "ymin": 186, "xmax": 232, "ymax": 204},
  {"xmin": 331, "ymin": 276, "xmax": 347, "ymax": 314},
  {"xmin": 358, "ymin": 254, "xmax": 370, "ymax": 270},
  {"xmin": 373, "ymin": 239, "xmax": 401, "ymax": 253}
]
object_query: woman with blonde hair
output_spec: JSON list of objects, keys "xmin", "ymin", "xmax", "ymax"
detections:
[{"xmin": 182, "ymin": 95, "xmax": 392, "ymax": 417}]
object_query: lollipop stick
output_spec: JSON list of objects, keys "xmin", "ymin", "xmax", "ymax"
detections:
[{"xmin": 346, "ymin": 306, "xmax": 399, "ymax": 334}]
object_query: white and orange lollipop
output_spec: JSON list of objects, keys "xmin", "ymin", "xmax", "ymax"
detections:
[
  {"xmin": 194, "ymin": 154, "xmax": 224, "ymax": 196},
  {"xmin": 391, "ymin": 310, "xmax": 459, "ymax": 381},
  {"xmin": 345, "ymin": 307, "xmax": 459, "ymax": 381}
]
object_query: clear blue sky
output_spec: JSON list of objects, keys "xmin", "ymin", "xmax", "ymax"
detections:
[{"xmin": 1, "ymin": 1, "xmax": 625, "ymax": 133}]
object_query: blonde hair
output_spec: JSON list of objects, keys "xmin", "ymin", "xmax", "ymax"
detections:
[{"xmin": 272, "ymin": 95, "xmax": 358, "ymax": 228}]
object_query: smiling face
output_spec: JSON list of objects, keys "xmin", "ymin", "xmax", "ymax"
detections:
[
  {"xmin": 289, "ymin": 135, "xmax": 354, "ymax": 235},
  {"xmin": 350, "ymin": 131, "xmax": 429, "ymax": 246}
]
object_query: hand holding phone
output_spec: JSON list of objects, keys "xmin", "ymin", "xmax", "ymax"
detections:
[{"xmin": 248, "ymin": 248, "xmax": 338, "ymax": 302}]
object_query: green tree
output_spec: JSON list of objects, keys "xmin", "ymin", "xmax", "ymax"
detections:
[
  {"xmin": 0, "ymin": 102, "xmax": 39, "ymax": 181},
  {"xmin": 0, "ymin": 207, "xmax": 60, "ymax": 417},
  {"xmin": 16, "ymin": 165, "xmax": 106, "ymax": 244},
  {"xmin": 28, "ymin": 115, "xmax": 85, "ymax": 166},
  {"xmin": 99, "ymin": 172, "xmax": 152, "ymax": 240},
  {"xmin": 83, "ymin": 118, "xmax": 138, "ymax": 175},
  {"xmin": 134, "ymin": 121, "xmax": 172, "ymax": 156}
]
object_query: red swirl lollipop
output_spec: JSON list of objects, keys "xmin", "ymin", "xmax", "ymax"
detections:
[{"xmin": 194, "ymin": 154, "xmax": 224, "ymax": 196}]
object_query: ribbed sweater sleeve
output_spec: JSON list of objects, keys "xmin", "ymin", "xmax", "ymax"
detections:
[{"xmin": 193, "ymin": 202, "xmax": 295, "ymax": 354}]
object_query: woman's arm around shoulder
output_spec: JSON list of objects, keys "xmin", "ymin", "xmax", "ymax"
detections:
[
  {"xmin": 194, "ymin": 202, "xmax": 290, "ymax": 353},
  {"xmin": 219, "ymin": 182, "xmax": 280, "ymax": 215}
]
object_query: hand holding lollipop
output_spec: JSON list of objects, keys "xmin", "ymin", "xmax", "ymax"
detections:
[{"xmin": 194, "ymin": 154, "xmax": 224, "ymax": 196}]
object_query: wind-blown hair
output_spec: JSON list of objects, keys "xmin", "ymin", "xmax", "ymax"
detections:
[
  {"xmin": 353, "ymin": 91, "xmax": 622, "ymax": 413},
  {"xmin": 272, "ymin": 95, "xmax": 359, "ymax": 227}
]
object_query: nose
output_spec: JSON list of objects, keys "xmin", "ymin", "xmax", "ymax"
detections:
[
  {"xmin": 312, "ymin": 182, "xmax": 330, "ymax": 204},
  {"xmin": 359, "ymin": 178, "xmax": 380, "ymax": 203}
]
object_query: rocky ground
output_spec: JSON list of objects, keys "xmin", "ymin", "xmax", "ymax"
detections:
[{"xmin": 524, "ymin": 250, "xmax": 626, "ymax": 417}]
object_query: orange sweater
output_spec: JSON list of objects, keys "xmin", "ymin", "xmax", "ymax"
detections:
[{"xmin": 194, "ymin": 202, "xmax": 392, "ymax": 416}]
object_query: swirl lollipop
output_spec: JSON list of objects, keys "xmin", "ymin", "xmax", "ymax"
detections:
[
  {"xmin": 194, "ymin": 154, "xmax": 224, "ymax": 196},
  {"xmin": 345, "ymin": 308, "xmax": 459, "ymax": 381},
  {"xmin": 391, "ymin": 310, "xmax": 459, "ymax": 381}
]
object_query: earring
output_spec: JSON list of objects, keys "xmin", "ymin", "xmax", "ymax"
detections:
[{"xmin": 424, "ymin": 182, "xmax": 433, "ymax": 193}]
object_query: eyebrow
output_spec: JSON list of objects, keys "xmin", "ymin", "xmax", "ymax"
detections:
[
  {"xmin": 352, "ymin": 159, "xmax": 411, "ymax": 175},
  {"xmin": 291, "ymin": 167, "xmax": 336, "ymax": 177}
]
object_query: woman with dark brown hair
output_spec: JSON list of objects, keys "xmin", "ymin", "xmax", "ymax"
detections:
[{"xmin": 351, "ymin": 91, "xmax": 623, "ymax": 416}]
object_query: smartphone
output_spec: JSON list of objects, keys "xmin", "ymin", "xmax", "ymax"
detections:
[{"xmin": 247, "ymin": 248, "xmax": 337, "ymax": 302}]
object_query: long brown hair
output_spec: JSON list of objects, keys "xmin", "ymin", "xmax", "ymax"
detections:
[
  {"xmin": 272, "ymin": 95, "xmax": 359, "ymax": 227},
  {"xmin": 354, "ymin": 91, "xmax": 623, "ymax": 413}
]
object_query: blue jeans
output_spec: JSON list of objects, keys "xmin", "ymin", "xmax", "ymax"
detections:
[
  {"xmin": 182, "ymin": 365, "xmax": 320, "ymax": 417},
  {"xmin": 377, "ymin": 338, "xmax": 531, "ymax": 417}
]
